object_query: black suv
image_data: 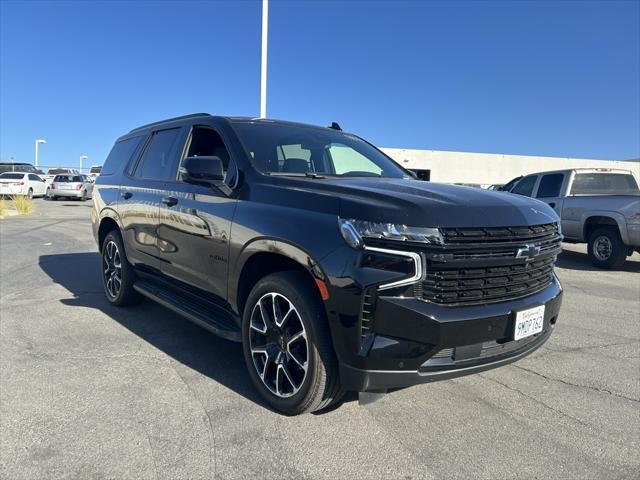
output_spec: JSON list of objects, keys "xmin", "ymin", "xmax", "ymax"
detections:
[{"xmin": 92, "ymin": 114, "xmax": 563, "ymax": 414}]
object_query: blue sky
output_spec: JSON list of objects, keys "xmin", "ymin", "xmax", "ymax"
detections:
[{"xmin": 1, "ymin": 0, "xmax": 638, "ymax": 170}]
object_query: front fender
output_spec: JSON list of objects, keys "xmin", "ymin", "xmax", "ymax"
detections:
[{"xmin": 228, "ymin": 237, "xmax": 328, "ymax": 312}]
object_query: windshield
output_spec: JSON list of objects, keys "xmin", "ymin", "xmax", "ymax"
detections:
[
  {"xmin": 48, "ymin": 168, "xmax": 71, "ymax": 175},
  {"xmin": 231, "ymin": 122, "xmax": 408, "ymax": 178},
  {"xmin": 54, "ymin": 175, "xmax": 82, "ymax": 182},
  {"xmin": 0, "ymin": 173, "xmax": 24, "ymax": 179},
  {"xmin": 570, "ymin": 173, "xmax": 639, "ymax": 195}
]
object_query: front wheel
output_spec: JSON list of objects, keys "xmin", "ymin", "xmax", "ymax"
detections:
[
  {"xmin": 27, "ymin": 188, "xmax": 33, "ymax": 199},
  {"xmin": 242, "ymin": 271, "xmax": 343, "ymax": 415},
  {"xmin": 587, "ymin": 227, "xmax": 627, "ymax": 269}
]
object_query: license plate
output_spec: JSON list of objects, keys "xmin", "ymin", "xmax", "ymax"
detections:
[
  {"xmin": 514, "ymin": 305, "xmax": 545, "ymax": 341},
  {"xmin": 61, "ymin": 184, "xmax": 75, "ymax": 190}
]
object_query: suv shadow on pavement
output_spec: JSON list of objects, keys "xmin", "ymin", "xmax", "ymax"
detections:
[
  {"xmin": 38, "ymin": 252, "xmax": 270, "ymax": 410},
  {"xmin": 556, "ymin": 249, "xmax": 640, "ymax": 273}
]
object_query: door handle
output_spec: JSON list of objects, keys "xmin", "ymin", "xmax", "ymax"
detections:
[
  {"xmin": 162, "ymin": 196, "xmax": 178, "ymax": 207},
  {"xmin": 548, "ymin": 202, "xmax": 556, "ymax": 208},
  {"xmin": 121, "ymin": 191, "xmax": 132, "ymax": 200}
]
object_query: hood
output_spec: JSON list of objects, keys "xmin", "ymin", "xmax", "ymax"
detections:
[{"xmin": 266, "ymin": 177, "xmax": 559, "ymax": 228}]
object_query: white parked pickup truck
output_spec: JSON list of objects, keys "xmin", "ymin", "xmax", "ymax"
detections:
[{"xmin": 505, "ymin": 168, "xmax": 640, "ymax": 268}]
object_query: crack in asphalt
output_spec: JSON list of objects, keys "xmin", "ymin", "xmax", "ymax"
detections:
[
  {"xmin": 479, "ymin": 373, "xmax": 591, "ymax": 428},
  {"xmin": 168, "ymin": 364, "xmax": 217, "ymax": 480},
  {"xmin": 511, "ymin": 364, "xmax": 640, "ymax": 403},
  {"xmin": 532, "ymin": 340, "xmax": 640, "ymax": 360}
]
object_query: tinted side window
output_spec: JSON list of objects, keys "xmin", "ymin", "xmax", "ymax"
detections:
[
  {"xmin": 135, "ymin": 128, "xmax": 181, "ymax": 180},
  {"xmin": 102, "ymin": 136, "xmax": 144, "ymax": 176},
  {"xmin": 28, "ymin": 174, "xmax": 40, "ymax": 181},
  {"xmin": 536, "ymin": 174, "xmax": 564, "ymax": 198},
  {"xmin": 512, "ymin": 175, "xmax": 537, "ymax": 197}
]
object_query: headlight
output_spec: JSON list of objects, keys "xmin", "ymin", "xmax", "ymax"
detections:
[{"xmin": 338, "ymin": 218, "xmax": 444, "ymax": 248}]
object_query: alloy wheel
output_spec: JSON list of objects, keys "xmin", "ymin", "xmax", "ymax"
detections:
[
  {"xmin": 103, "ymin": 240, "xmax": 122, "ymax": 298},
  {"xmin": 593, "ymin": 235, "xmax": 612, "ymax": 261},
  {"xmin": 249, "ymin": 292, "xmax": 308, "ymax": 398}
]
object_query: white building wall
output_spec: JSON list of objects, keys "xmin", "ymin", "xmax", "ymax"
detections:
[{"xmin": 381, "ymin": 148, "xmax": 640, "ymax": 185}]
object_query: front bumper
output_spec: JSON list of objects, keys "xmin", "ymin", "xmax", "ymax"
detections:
[{"xmin": 339, "ymin": 276, "xmax": 562, "ymax": 392}]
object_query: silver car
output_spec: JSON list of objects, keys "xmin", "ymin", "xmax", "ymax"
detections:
[{"xmin": 50, "ymin": 174, "xmax": 94, "ymax": 201}]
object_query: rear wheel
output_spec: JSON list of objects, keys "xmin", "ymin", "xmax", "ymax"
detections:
[
  {"xmin": 242, "ymin": 271, "xmax": 343, "ymax": 415},
  {"xmin": 101, "ymin": 230, "xmax": 143, "ymax": 306},
  {"xmin": 587, "ymin": 227, "xmax": 627, "ymax": 269},
  {"xmin": 80, "ymin": 190, "xmax": 87, "ymax": 201}
]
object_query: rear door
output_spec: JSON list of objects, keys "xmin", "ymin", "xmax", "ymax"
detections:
[
  {"xmin": 535, "ymin": 172, "xmax": 566, "ymax": 217},
  {"xmin": 28, "ymin": 174, "xmax": 46, "ymax": 195},
  {"xmin": 118, "ymin": 127, "xmax": 187, "ymax": 273}
]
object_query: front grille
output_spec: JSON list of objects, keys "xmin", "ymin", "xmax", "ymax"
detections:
[
  {"xmin": 440, "ymin": 223, "xmax": 558, "ymax": 245},
  {"xmin": 422, "ymin": 256, "xmax": 555, "ymax": 305},
  {"xmin": 418, "ymin": 223, "xmax": 561, "ymax": 307}
]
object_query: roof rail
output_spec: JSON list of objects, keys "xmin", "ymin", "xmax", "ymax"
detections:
[{"xmin": 129, "ymin": 113, "xmax": 212, "ymax": 133}]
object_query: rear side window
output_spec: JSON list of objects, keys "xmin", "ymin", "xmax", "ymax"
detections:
[
  {"xmin": 102, "ymin": 136, "xmax": 144, "ymax": 176},
  {"xmin": 536, "ymin": 173, "xmax": 564, "ymax": 198},
  {"xmin": 570, "ymin": 173, "xmax": 640, "ymax": 195},
  {"xmin": 135, "ymin": 128, "xmax": 182, "ymax": 180},
  {"xmin": 28, "ymin": 174, "xmax": 41, "ymax": 181},
  {"xmin": 512, "ymin": 175, "xmax": 537, "ymax": 197}
]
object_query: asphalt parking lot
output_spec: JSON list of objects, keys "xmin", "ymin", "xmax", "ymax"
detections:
[{"xmin": 1, "ymin": 199, "xmax": 639, "ymax": 480}]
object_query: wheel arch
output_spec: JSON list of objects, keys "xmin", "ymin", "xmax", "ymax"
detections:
[
  {"xmin": 231, "ymin": 239, "xmax": 328, "ymax": 317},
  {"xmin": 97, "ymin": 209, "xmax": 123, "ymax": 252},
  {"xmin": 582, "ymin": 212, "xmax": 628, "ymax": 244}
]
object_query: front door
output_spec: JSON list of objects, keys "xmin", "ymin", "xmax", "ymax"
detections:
[{"xmin": 156, "ymin": 125, "xmax": 238, "ymax": 303}]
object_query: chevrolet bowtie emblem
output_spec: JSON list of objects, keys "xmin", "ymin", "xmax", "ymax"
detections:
[{"xmin": 516, "ymin": 244, "xmax": 541, "ymax": 260}]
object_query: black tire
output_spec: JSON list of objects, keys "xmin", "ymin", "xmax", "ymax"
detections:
[
  {"xmin": 51, "ymin": 195, "xmax": 58, "ymax": 201},
  {"xmin": 587, "ymin": 226, "xmax": 627, "ymax": 269},
  {"xmin": 80, "ymin": 190, "xmax": 87, "ymax": 201},
  {"xmin": 45, "ymin": 188, "xmax": 50, "ymax": 199},
  {"xmin": 242, "ymin": 271, "xmax": 343, "ymax": 415},
  {"xmin": 27, "ymin": 188, "xmax": 33, "ymax": 199},
  {"xmin": 101, "ymin": 230, "xmax": 143, "ymax": 306}
]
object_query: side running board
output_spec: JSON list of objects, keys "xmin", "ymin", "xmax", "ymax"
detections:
[{"xmin": 133, "ymin": 279, "xmax": 241, "ymax": 342}]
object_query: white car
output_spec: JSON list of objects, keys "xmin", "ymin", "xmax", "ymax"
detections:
[
  {"xmin": 0, "ymin": 172, "xmax": 48, "ymax": 198},
  {"xmin": 50, "ymin": 174, "xmax": 94, "ymax": 201}
]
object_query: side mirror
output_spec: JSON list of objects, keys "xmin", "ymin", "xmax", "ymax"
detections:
[
  {"xmin": 180, "ymin": 156, "xmax": 224, "ymax": 184},
  {"xmin": 407, "ymin": 170, "xmax": 418, "ymax": 179}
]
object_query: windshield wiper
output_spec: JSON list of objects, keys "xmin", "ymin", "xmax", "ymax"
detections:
[{"xmin": 266, "ymin": 172, "xmax": 326, "ymax": 179}]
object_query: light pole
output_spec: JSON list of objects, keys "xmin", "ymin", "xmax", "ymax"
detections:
[
  {"xmin": 79, "ymin": 155, "xmax": 88, "ymax": 173},
  {"xmin": 260, "ymin": 0, "xmax": 268, "ymax": 118},
  {"xmin": 34, "ymin": 139, "xmax": 46, "ymax": 168}
]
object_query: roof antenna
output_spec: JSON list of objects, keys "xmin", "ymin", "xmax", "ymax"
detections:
[{"xmin": 329, "ymin": 122, "xmax": 342, "ymax": 131}]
